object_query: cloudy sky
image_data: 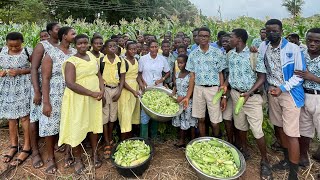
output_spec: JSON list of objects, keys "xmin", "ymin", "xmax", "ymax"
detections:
[{"xmin": 189, "ymin": 0, "xmax": 320, "ymax": 20}]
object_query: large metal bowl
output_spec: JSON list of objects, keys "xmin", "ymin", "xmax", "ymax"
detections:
[
  {"xmin": 138, "ymin": 86, "xmax": 184, "ymax": 122},
  {"xmin": 186, "ymin": 137, "xmax": 246, "ymax": 180}
]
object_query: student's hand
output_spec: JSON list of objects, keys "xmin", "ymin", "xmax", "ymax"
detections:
[
  {"xmin": 219, "ymin": 85, "xmax": 228, "ymax": 94},
  {"xmin": 0, "ymin": 70, "xmax": 7, "ymax": 77},
  {"xmin": 43, "ymin": 102, "xmax": 52, "ymax": 117},
  {"xmin": 133, "ymin": 91, "xmax": 140, "ymax": 98},
  {"xmin": 8, "ymin": 69, "xmax": 20, "ymax": 77},
  {"xmin": 96, "ymin": 91, "xmax": 104, "ymax": 101},
  {"xmin": 177, "ymin": 96, "xmax": 184, "ymax": 103},
  {"xmin": 180, "ymin": 97, "xmax": 189, "ymax": 110},
  {"xmin": 220, "ymin": 98, "xmax": 227, "ymax": 111},
  {"xmin": 295, "ymin": 70, "xmax": 316, "ymax": 81},
  {"xmin": 240, "ymin": 92, "xmax": 250, "ymax": 103},
  {"xmin": 139, "ymin": 83, "xmax": 146, "ymax": 92},
  {"xmin": 250, "ymin": 46, "xmax": 258, "ymax": 53},
  {"xmin": 90, "ymin": 91, "xmax": 101, "ymax": 99},
  {"xmin": 269, "ymin": 87, "xmax": 282, "ymax": 97},
  {"xmin": 33, "ymin": 91, "xmax": 42, "ymax": 105},
  {"xmin": 112, "ymin": 92, "xmax": 121, "ymax": 102},
  {"xmin": 155, "ymin": 79, "xmax": 164, "ymax": 86}
]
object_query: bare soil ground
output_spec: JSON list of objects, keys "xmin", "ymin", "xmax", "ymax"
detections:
[{"xmin": 0, "ymin": 128, "xmax": 319, "ymax": 180}]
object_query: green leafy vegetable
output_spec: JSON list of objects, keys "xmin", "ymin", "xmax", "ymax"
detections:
[
  {"xmin": 114, "ymin": 140, "xmax": 151, "ymax": 167},
  {"xmin": 186, "ymin": 139, "xmax": 240, "ymax": 178},
  {"xmin": 142, "ymin": 90, "xmax": 179, "ymax": 115}
]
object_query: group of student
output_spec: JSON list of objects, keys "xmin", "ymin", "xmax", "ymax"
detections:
[{"xmin": 0, "ymin": 18, "xmax": 319, "ymax": 179}]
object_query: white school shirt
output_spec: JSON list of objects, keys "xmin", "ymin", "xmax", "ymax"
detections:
[{"xmin": 138, "ymin": 52, "xmax": 170, "ymax": 87}]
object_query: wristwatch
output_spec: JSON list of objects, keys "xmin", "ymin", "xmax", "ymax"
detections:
[{"xmin": 222, "ymin": 95, "xmax": 227, "ymax": 99}]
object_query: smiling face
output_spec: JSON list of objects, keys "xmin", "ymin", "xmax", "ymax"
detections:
[
  {"xmin": 306, "ymin": 32, "xmax": 320, "ymax": 54},
  {"xmin": 75, "ymin": 37, "xmax": 89, "ymax": 54}
]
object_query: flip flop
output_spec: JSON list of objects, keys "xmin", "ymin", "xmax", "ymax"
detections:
[
  {"xmin": 11, "ymin": 149, "xmax": 32, "ymax": 166},
  {"xmin": 3, "ymin": 146, "xmax": 19, "ymax": 163},
  {"xmin": 74, "ymin": 159, "xmax": 86, "ymax": 175}
]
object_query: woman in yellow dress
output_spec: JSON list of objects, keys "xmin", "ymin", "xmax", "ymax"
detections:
[
  {"xmin": 118, "ymin": 42, "xmax": 140, "ymax": 140},
  {"xmin": 58, "ymin": 34, "xmax": 104, "ymax": 174},
  {"xmin": 87, "ymin": 35, "xmax": 104, "ymax": 63}
]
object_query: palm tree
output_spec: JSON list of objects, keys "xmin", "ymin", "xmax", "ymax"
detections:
[{"xmin": 282, "ymin": 0, "xmax": 305, "ymax": 18}]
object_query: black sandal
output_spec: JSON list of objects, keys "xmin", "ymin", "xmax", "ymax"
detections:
[
  {"xmin": 45, "ymin": 158, "xmax": 57, "ymax": 174},
  {"xmin": 32, "ymin": 152, "xmax": 44, "ymax": 169},
  {"xmin": 3, "ymin": 146, "xmax": 19, "ymax": 163},
  {"xmin": 11, "ymin": 149, "xmax": 32, "ymax": 166},
  {"xmin": 260, "ymin": 161, "xmax": 273, "ymax": 180}
]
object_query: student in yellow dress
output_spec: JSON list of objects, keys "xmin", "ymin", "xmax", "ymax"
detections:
[
  {"xmin": 101, "ymin": 39, "xmax": 126, "ymax": 158},
  {"xmin": 118, "ymin": 42, "xmax": 140, "ymax": 140},
  {"xmin": 58, "ymin": 34, "xmax": 104, "ymax": 174},
  {"xmin": 87, "ymin": 35, "xmax": 104, "ymax": 62}
]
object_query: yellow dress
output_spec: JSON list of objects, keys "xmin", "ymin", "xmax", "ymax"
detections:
[
  {"xmin": 87, "ymin": 51, "xmax": 104, "ymax": 66},
  {"xmin": 118, "ymin": 58, "xmax": 140, "ymax": 133},
  {"xmin": 58, "ymin": 56, "xmax": 103, "ymax": 147}
]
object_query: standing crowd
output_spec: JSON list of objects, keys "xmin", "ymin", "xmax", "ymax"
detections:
[{"xmin": 0, "ymin": 18, "xmax": 320, "ymax": 179}]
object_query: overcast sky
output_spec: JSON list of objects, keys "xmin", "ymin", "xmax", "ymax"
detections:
[{"xmin": 189, "ymin": 0, "xmax": 320, "ymax": 20}]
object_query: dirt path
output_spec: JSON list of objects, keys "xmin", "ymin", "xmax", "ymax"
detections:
[{"xmin": 0, "ymin": 128, "xmax": 319, "ymax": 180}]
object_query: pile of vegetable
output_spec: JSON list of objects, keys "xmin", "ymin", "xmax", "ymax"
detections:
[
  {"xmin": 114, "ymin": 140, "xmax": 151, "ymax": 167},
  {"xmin": 141, "ymin": 90, "xmax": 179, "ymax": 115},
  {"xmin": 186, "ymin": 138, "xmax": 240, "ymax": 178}
]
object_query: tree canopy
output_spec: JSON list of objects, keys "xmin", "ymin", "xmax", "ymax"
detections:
[{"xmin": 0, "ymin": 0, "xmax": 199, "ymax": 24}]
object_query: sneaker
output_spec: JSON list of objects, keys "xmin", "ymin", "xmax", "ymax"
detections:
[{"xmin": 272, "ymin": 160, "xmax": 289, "ymax": 171}]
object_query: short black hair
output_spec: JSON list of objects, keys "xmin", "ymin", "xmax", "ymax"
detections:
[
  {"xmin": 74, "ymin": 34, "xmax": 89, "ymax": 44},
  {"xmin": 110, "ymin": 34, "xmax": 118, "ymax": 39},
  {"xmin": 217, "ymin": 31, "xmax": 227, "ymax": 38},
  {"xmin": 148, "ymin": 39, "xmax": 158, "ymax": 47},
  {"xmin": 91, "ymin": 35, "xmax": 103, "ymax": 44},
  {"xmin": 104, "ymin": 39, "xmax": 115, "ymax": 46},
  {"xmin": 126, "ymin": 41, "xmax": 136, "ymax": 50},
  {"xmin": 265, "ymin": 19, "xmax": 283, "ymax": 30},
  {"xmin": 290, "ymin": 33, "xmax": 300, "ymax": 40},
  {"xmin": 58, "ymin": 26, "xmax": 73, "ymax": 41},
  {"xmin": 177, "ymin": 45, "xmax": 187, "ymax": 51},
  {"xmin": 193, "ymin": 28, "xmax": 200, "ymax": 33},
  {"xmin": 198, "ymin": 27, "xmax": 211, "ymax": 35},
  {"xmin": 222, "ymin": 33, "xmax": 231, "ymax": 38},
  {"xmin": 232, "ymin": 28, "xmax": 248, "ymax": 43},
  {"xmin": 46, "ymin": 22, "xmax": 59, "ymax": 33},
  {"xmin": 6, "ymin": 32, "xmax": 24, "ymax": 42},
  {"xmin": 260, "ymin": 28, "xmax": 266, "ymax": 32},
  {"xmin": 307, "ymin": 28, "xmax": 320, "ymax": 34},
  {"xmin": 177, "ymin": 54, "xmax": 188, "ymax": 62},
  {"xmin": 161, "ymin": 40, "xmax": 170, "ymax": 46},
  {"xmin": 40, "ymin": 30, "xmax": 47, "ymax": 33}
]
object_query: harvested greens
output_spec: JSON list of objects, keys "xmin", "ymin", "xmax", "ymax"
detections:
[
  {"xmin": 141, "ymin": 90, "xmax": 179, "ymax": 115},
  {"xmin": 114, "ymin": 140, "xmax": 151, "ymax": 167},
  {"xmin": 186, "ymin": 138, "xmax": 240, "ymax": 178}
]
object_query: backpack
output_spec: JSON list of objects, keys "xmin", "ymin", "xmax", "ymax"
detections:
[{"xmin": 99, "ymin": 56, "xmax": 129, "ymax": 77}]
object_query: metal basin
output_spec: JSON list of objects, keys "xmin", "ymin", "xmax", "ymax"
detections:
[
  {"xmin": 185, "ymin": 137, "xmax": 246, "ymax": 180},
  {"xmin": 139, "ymin": 86, "xmax": 184, "ymax": 122}
]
